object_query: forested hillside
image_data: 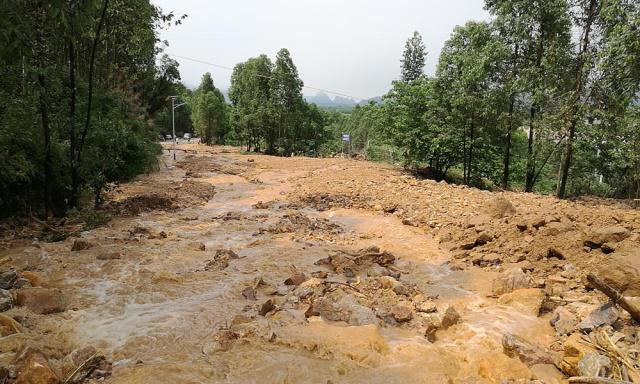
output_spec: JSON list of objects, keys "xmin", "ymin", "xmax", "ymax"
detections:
[{"xmin": 0, "ymin": 0, "xmax": 186, "ymax": 217}]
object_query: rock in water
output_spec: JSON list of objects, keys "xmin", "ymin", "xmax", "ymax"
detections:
[
  {"xmin": 14, "ymin": 349, "xmax": 59, "ymax": 384},
  {"xmin": 0, "ymin": 289, "xmax": 12, "ymax": 312},
  {"xmin": 16, "ymin": 288, "xmax": 66, "ymax": 314},
  {"xmin": 259, "ymin": 299, "xmax": 275, "ymax": 316},
  {"xmin": 284, "ymin": 273, "xmax": 307, "ymax": 286},
  {"xmin": 0, "ymin": 270, "xmax": 17, "ymax": 289},
  {"xmin": 61, "ymin": 346, "xmax": 109, "ymax": 384},
  {"xmin": 498, "ymin": 288, "xmax": 545, "ymax": 316},
  {"xmin": 440, "ymin": 306, "xmax": 461, "ymax": 329},
  {"xmin": 71, "ymin": 239, "xmax": 93, "ymax": 251},
  {"xmin": 242, "ymin": 287, "xmax": 257, "ymax": 301},
  {"xmin": 502, "ymin": 333, "xmax": 554, "ymax": 366},
  {"xmin": 578, "ymin": 302, "xmax": 618, "ymax": 331}
]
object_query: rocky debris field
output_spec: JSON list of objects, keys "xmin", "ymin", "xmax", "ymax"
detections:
[{"xmin": 0, "ymin": 144, "xmax": 638, "ymax": 383}]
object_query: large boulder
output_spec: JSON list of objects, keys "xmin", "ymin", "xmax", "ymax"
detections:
[
  {"xmin": 0, "ymin": 289, "xmax": 12, "ymax": 312},
  {"xmin": 492, "ymin": 268, "xmax": 532, "ymax": 296},
  {"xmin": 61, "ymin": 346, "xmax": 110, "ymax": 383},
  {"xmin": 502, "ymin": 333, "xmax": 554, "ymax": 366},
  {"xmin": 595, "ymin": 250, "xmax": 640, "ymax": 296},
  {"xmin": 14, "ymin": 349, "xmax": 59, "ymax": 384},
  {"xmin": 577, "ymin": 302, "xmax": 618, "ymax": 332},
  {"xmin": 497, "ymin": 288, "xmax": 545, "ymax": 316},
  {"xmin": 16, "ymin": 288, "xmax": 66, "ymax": 314},
  {"xmin": 585, "ymin": 226, "xmax": 631, "ymax": 247},
  {"xmin": 0, "ymin": 270, "xmax": 17, "ymax": 289}
]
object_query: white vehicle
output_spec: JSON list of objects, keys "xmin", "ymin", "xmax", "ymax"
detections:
[{"xmin": 183, "ymin": 133, "xmax": 191, "ymax": 140}]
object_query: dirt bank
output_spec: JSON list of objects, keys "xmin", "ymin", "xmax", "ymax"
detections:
[{"xmin": 0, "ymin": 144, "xmax": 638, "ymax": 383}]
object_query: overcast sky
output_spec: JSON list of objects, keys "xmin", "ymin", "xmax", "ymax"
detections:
[{"xmin": 152, "ymin": 0, "xmax": 490, "ymax": 100}]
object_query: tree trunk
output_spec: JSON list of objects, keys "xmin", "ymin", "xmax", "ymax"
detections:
[
  {"xmin": 557, "ymin": 0, "xmax": 598, "ymax": 198},
  {"xmin": 525, "ymin": 106, "xmax": 536, "ymax": 192},
  {"xmin": 502, "ymin": 96, "xmax": 515, "ymax": 189},
  {"xmin": 78, "ymin": 0, "xmax": 109, "ymax": 162},
  {"xmin": 68, "ymin": 39, "xmax": 79, "ymax": 207},
  {"xmin": 38, "ymin": 74, "xmax": 52, "ymax": 218}
]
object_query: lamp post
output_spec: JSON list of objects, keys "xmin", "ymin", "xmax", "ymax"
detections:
[{"xmin": 169, "ymin": 96, "xmax": 187, "ymax": 160}]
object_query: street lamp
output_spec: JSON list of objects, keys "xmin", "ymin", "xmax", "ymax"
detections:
[{"xmin": 169, "ymin": 96, "xmax": 187, "ymax": 160}]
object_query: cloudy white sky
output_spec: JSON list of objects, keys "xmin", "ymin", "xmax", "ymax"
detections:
[{"xmin": 153, "ymin": 0, "xmax": 490, "ymax": 100}]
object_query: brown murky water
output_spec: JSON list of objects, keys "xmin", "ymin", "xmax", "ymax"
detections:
[{"xmin": 24, "ymin": 148, "xmax": 555, "ymax": 383}]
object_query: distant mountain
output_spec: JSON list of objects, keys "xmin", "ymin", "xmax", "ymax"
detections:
[
  {"xmin": 305, "ymin": 92, "xmax": 334, "ymax": 106},
  {"xmin": 359, "ymin": 96, "xmax": 383, "ymax": 105}
]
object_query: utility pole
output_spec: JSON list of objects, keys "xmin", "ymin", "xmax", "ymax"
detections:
[
  {"xmin": 169, "ymin": 96, "xmax": 187, "ymax": 161},
  {"xmin": 171, "ymin": 96, "xmax": 176, "ymax": 160}
]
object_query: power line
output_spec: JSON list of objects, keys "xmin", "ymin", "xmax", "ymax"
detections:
[{"xmin": 166, "ymin": 53, "xmax": 365, "ymax": 101}]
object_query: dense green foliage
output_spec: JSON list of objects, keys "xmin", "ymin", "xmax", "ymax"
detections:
[
  {"xmin": 332, "ymin": 1, "xmax": 640, "ymax": 198},
  {"xmin": 228, "ymin": 49, "xmax": 327, "ymax": 155},
  {"xmin": 190, "ymin": 73, "xmax": 229, "ymax": 144},
  {"xmin": 0, "ymin": 0, "xmax": 186, "ymax": 217}
]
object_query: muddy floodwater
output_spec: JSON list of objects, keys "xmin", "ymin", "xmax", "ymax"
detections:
[{"xmin": 1, "ymin": 146, "xmax": 560, "ymax": 383}]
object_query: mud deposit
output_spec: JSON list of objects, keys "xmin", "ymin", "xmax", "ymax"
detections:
[{"xmin": 1, "ymin": 144, "xmax": 639, "ymax": 384}]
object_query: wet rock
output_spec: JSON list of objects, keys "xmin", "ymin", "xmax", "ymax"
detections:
[
  {"xmin": 577, "ymin": 352, "xmax": 611, "ymax": 377},
  {"xmin": 578, "ymin": 302, "xmax": 618, "ymax": 332},
  {"xmin": 0, "ymin": 314, "xmax": 23, "ymax": 336},
  {"xmin": 258, "ymin": 299, "xmax": 275, "ymax": 316},
  {"xmin": 497, "ymin": 288, "xmax": 545, "ymax": 316},
  {"xmin": 311, "ymin": 271, "xmax": 328, "ymax": 279},
  {"xmin": 560, "ymin": 333, "xmax": 598, "ymax": 376},
  {"xmin": 440, "ymin": 306, "xmax": 461, "ymax": 329},
  {"xmin": 502, "ymin": 333, "xmax": 554, "ymax": 366},
  {"xmin": 202, "ymin": 330, "xmax": 239, "ymax": 355},
  {"xmin": 205, "ymin": 249, "xmax": 238, "ymax": 271},
  {"xmin": 586, "ymin": 226, "xmax": 631, "ymax": 247},
  {"xmin": 550, "ymin": 306, "xmax": 577, "ymax": 336},
  {"xmin": 71, "ymin": 239, "xmax": 93, "ymax": 251},
  {"xmin": 12, "ymin": 278, "xmax": 31, "ymax": 289},
  {"xmin": 20, "ymin": 271, "xmax": 45, "ymax": 287},
  {"xmin": 0, "ymin": 270, "xmax": 17, "ymax": 289},
  {"xmin": 16, "ymin": 288, "xmax": 66, "ymax": 314},
  {"xmin": 188, "ymin": 241, "xmax": 206, "ymax": 251},
  {"xmin": 14, "ymin": 349, "xmax": 59, "ymax": 384},
  {"xmin": 242, "ymin": 287, "xmax": 257, "ymax": 301},
  {"xmin": 0, "ymin": 367, "xmax": 8, "ymax": 384},
  {"xmin": 414, "ymin": 300, "xmax": 437, "ymax": 314},
  {"xmin": 311, "ymin": 294, "xmax": 377, "ymax": 326},
  {"xmin": 391, "ymin": 304, "xmax": 413, "ymax": 323},
  {"xmin": 492, "ymin": 268, "xmax": 532, "ymax": 296},
  {"xmin": 0, "ymin": 289, "xmax": 12, "ymax": 312},
  {"xmin": 61, "ymin": 346, "xmax": 110, "ymax": 384},
  {"xmin": 284, "ymin": 273, "xmax": 307, "ymax": 286},
  {"xmin": 595, "ymin": 251, "xmax": 640, "ymax": 296},
  {"xmin": 216, "ymin": 249, "xmax": 239, "ymax": 259}
]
